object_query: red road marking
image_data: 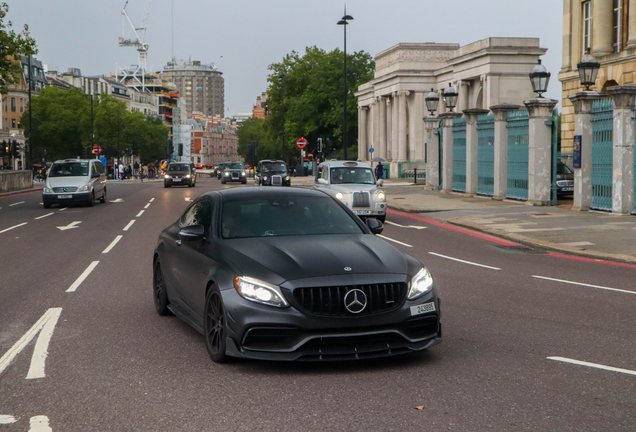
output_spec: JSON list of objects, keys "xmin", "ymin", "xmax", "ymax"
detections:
[
  {"xmin": 545, "ymin": 253, "xmax": 636, "ymax": 269},
  {"xmin": 387, "ymin": 209, "xmax": 517, "ymax": 246},
  {"xmin": 0, "ymin": 190, "xmax": 39, "ymax": 200}
]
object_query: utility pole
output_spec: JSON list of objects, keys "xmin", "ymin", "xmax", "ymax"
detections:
[{"xmin": 27, "ymin": 55, "xmax": 33, "ymax": 170}]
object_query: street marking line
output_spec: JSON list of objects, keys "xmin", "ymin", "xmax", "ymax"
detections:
[
  {"xmin": 149, "ymin": 198, "xmax": 155, "ymax": 202},
  {"xmin": 0, "ymin": 415, "xmax": 17, "ymax": 424},
  {"xmin": 377, "ymin": 235, "xmax": 413, "ymax": 248},
  {"xmin": 29, "ymin": 415, "xmax": 52, "ymax": 432},
  {"xmin": 144, "ymin": 203, "xmax": 151, "ymax": 209},
  {"xmin": 136, "ymin": 210, "xmax": 145, "ymax": 217},
  {"xmin": 110, "ymin": 198, "xmax": 124, "ymax": 203},
  {"xmin": 532, "ymin": 275, "xmax": 636, "ymax": 295},
  {"xmin": 35, "ymin": 213, "xmax": 54, "ymax": 220},
  {"xmin": 545, "ymin": 252, "xmax": 636, "ymax": 269},
  {"xmin": 66, "ymin": 261, "xmax": 100, "ymax": 292},
  {"xmin": 429, "ymin": 252, "xmax": 501, "ymax": 270},
  {"xmin": 56, "ymin": 221, "xmax": 81, "ymax": 231},
  {"xmin": 59, "ymin": 208, "xmax": 67, "ymax": 212},
  {"xmin": 9, "ymin": 201, "xmax": 25, "ymax": 207},
  {"xmin": 26, "ymin": 308, "xmax": 62, "ymax": 379},
  {"xmin": 0, "ymin": 308, "xmax": 63, "ymax": 379},
  {"xmin": 185, "ymin": 197, "xmax": 192, "ymax": 202},
  {"xmin": 0, "ymin": 222, "xmax": 27, "ymax": 234},
  {"xmin": 559, "ymin": 241, "xmax": 595, "ymax": 247},
  {"xmin": 385, "ymin": 221, "xmax": 427, "ymax": 230},
  {"xmin": 102, "ymin": 235, "xmax": 123, "ymax": 254},
  {"xmin": 123, "ymin": 220, "xmax": 136, "ymax": 231},
  {"xmin": 548, "ymin": 356, "xmax": 636, "ymax": 377}
]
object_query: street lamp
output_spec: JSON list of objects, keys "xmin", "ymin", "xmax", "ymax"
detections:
[
  {"xmin": 442, "ymin": 83, "xmax": 458, "ymax": 112},
  {"xmin": 278, "ymin": 73, "xmax": 286, "ymax": 160},
  {"xmin": 529, "ymin": 59, "xmax": 551, "ymax": 98},
  {"xmin": 425, "ymin": 88, "xmax": 439, "ymax": 116},
  {"xmin": 337, "ymin": 9, "xmax": 353, "ymax": 160},
  {"xmin": 577, "ymin": 49, "xmax": 600, "ymax": 91}
]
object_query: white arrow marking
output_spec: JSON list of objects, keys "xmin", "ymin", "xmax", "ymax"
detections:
[
  {"xmin": 385, "ymin": 221, "xmax": 427, "ymax": 230},
  {"xmin": 109, "ymin": 198, "xmax": 124, "ymax": 203},
  {"xmin": 0, "ymin": 415, "xmax": 17, "ymax": 424},
  {"xmin": 27, "ymin": 309, "xmax": 63, "ymax": 379},
  {"xmin": 56, "ymin": 221, "xmax": 81, "ymax": 231},
  {"xmin": 29, "ymin": 415, "xmax": 52, "ymax": 432}
]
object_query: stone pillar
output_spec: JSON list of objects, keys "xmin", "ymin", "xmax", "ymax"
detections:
[
  {"xmin": 463, "ymin": 108, "xmax": 490, "ymax": 195},
  {"xmin": 608, "ymin": 85, "xmax": 636, "ymax": 214},
  {"xmin": 358, "ymin": 106, "xmax": 368, "ymax": 161},
  {"xmin": 459, "ymin": 81, "xmax": 470, "ymax": 112},
  {"xmin": 490, "ymin": 104, "xmax": 520, "ymax": 200},
  {"xmin": 568, "ymin": 92, "xmax": 603, "ymax": 211},
  {"xmin": 379, "ymin": 97, "xmax": 387, "ymax": 160},
  {"xmin": 424, "ymin": 116, "xmax": 440, "ymax": 189},
  {"xmin": 628, "ymin": 0, "xmax": 636, "ymax": 49},
  {"xmin": 386, "ymin": 98, "xmax": 392, "ymax": 161},
  {"xmin": 371, "ymin": 100, "xmax": 379, "ymax": 156},
  {"xmin": 391, "ymin": 92, "xmax": 399, "ymax": 162},
  {"xmin": 592, "ymin": 0, "xmax": 613, "ymax": 56},
  {"xmin": 524, "ymin": 98, "xmax": 559, "ymax": 206},
  {"xmin": 439, "ymin": 112, "xmax": 462, "ymax": 192},
  {"xmin": 412, "ymin": 92, "xmax": 425, "ymax": 161},
  {"xmin": 398, "ymin": 91, "xmax": 409, "ymax": 162}
]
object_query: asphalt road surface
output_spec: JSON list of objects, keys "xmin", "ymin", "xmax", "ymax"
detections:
[{"xmin": 0, "ymin": 177, "xmax": 635, "ymax": 432}]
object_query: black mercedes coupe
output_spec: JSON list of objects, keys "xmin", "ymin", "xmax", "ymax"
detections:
[{"xmin": 152, "ymin": 187, "xmax": 441, "ymax": 362}]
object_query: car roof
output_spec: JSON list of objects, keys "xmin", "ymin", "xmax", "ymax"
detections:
[
  {"xmin": 259, "ymin": 159, "xmax": 285, "ymax": 163},
  {"xmin": 203, "ymin": 187, "xmax": 326, "ymax": 201},
  {"xmin": 319, "ymin": 161, "xmax": 372, "ymax": 169}
]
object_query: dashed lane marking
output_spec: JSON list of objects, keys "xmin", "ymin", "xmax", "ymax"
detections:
[
  {"xmin": 136, "ymin": 210, "xmax": 145, "ymax": 217},
  {"xmin": 0, "ymin": 222, "xmax": 27, "ymax": 234},
  {"xmin": 35, "ymin": 213, "xmax": 54, "ymax": 220},
  {"xmin": 102, "ymin": 235, "xmax": 123, "ymax": 254},
  {"xmin": 0, "ymin": 415, "xmax": 17, "ymax": 424},
  {"xmin": 66, "ymin": 261, "xmax": 100, "ymax": 292},
  {"xmin": 123, "ymin": 220, "xmax": 136, "ymax": 231},
  {"xmin": 385, "ymin": 221, "xmax": 427, "ymax": 230},
  {"xmin": 110, "ymin": 198, "xmax": 124, "ymax": 203},
  {"xmin": 58, "ymin": 208, "xmax": 67, "ymax": 212},
  {"xmin": 548, "ymin": 357, "xmax": 636, "ymax": 377},
  {"xmin": 532, "ymin": 275, "xmax": 636, "ymax": 296},
  {"xmin": 428, "ymin": 252, "xmax": 501, "ymax": 270},
  {"xmin": 377, "ymin": 235, "xmax": 413, "ymax": 248},
  {"xmin": 29, "ymin": 415, "xmax": 52, "ymax": 432},
  {"xmin": 9, "ymin": 201, "xmax": 25, "ymax": 207},
  {"xmin": 144, "ymin": 203, "xmax": 151, "ymax": 209},
  {"xmin": 149, "ymin": 198, "xmax": 155, "ymax": 202}
]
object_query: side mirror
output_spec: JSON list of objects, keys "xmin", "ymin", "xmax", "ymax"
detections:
[
  {"xmin": 366, "ymin": 218, "xmax": 384, "ymax": 235},
  {"xmin": 317, "ymin": 178, "xmax": 328, "ymax": 185},
  {"xmin": 377, "ymin": 179, "xmax": 384, "ymax": 186},
  {"xmin": 179, "ymin": 224, "xmax": 205, "ymax": 240}
]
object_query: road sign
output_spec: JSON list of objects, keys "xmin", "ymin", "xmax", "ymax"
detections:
[
  {"xmin": 369, "ymin": 147, "xmax": 375, "ymax": 153},
  {"xmin": 99, "ymin": 155, "xmax": 106, "ymax": 166},
  {"xmin": 92, "ymin": 145, "xmax": 102, "ymax": 155},
  {"xmin": 296, "ymin": 138, "xmax": 307, "ymax": 149}
]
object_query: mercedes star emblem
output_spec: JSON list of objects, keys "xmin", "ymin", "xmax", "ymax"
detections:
[
  {"xmin": 344, "ymin": 267, "xmax": 352, "ymax": 272},
  {"xmin": 344, "ymin": 289, "xmax": 367, "ymax": 314}
]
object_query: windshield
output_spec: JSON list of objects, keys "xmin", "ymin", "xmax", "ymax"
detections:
[
  {"xmin": 222, "ymin": 196, "xmax": 363, "ymax": 239},
  {"xmin": 557, "ymin": 162, "xmax": 573, "ymax": 175},
  {"xmin": 330, "ymin": 167, "xmax": 375, "ymax": 184},
  {"xmin": 168, "ymin": 164, "xmax": 190, "ymax": 172},
  {"xmin": 262, "ymin": 162, "xmax": 287, "ymax": 173},
  {"xmin": 224, "ymin": 163, "xmax": 244, "ymax": 170},
  {"xmin": 49, "ymin": 162, "xmax": 89, "ymax": 177}
]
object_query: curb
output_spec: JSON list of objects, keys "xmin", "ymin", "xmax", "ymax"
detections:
[{"xmin": 0, "ymin": 187, "xmax": 40, "ymax": 198}]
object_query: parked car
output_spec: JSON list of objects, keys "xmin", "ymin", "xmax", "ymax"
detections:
[
  {"xmin": 556, "ymin": 161, "xmax": 574, "ymax": 196},
  {"xmin": 220, "ymin": 161, "xmax": 247, "ymax": 184},
  {"xmin": 313, "ymin": 161, "xmax": 387, "ymax": 222},
  {"xmin": 42, "ymin": 159, "xmax": 107, "ymax": 208},
  {"xmin": 164, "ymin": 162, "xmax": 196, "ymax": 188},
  {"xmin": 152, "ymin": 187, "xmax": 441, "ymax": 362},
  {"xmin": 255, "ymin": 159, "xmax": 291, "ymax": 186}
]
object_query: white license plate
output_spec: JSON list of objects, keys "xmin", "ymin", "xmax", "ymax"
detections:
[
  {"xmin": 57, "ymin": 195, "xmax": 72, "ymax": 199},
  {"xmin": 173, "ymin": 179, "xmax": 181, "ymax": 182},
  {"xmin": 354, "ymin": 210, "xmax": 372, "ymax": 215},
  {"xmin": 561, "ymin": 187, "xmax": 573, "ymax": 192},
  {"xmin": 410, "ymin": 302, "xmax": 436, "ymax": 316}
]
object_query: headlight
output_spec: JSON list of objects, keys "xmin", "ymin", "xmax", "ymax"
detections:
[
  {"xmin": 44, "ymin": 187, "xmax": 52, "ymax": 193},
  {"xmin": 165, "ymin": 174, "xmax": 170, "ymax": 179},
  {"xmin": 77, "ymin": 185, "xmax": 90, "ymax": 192},
  {"xmin": 377, "ymin": 192, "xmax": 385, "ymax": 200},
  {"xmin": 407, "ymin": 267, "xmax": 434, "ymax": 300},
  {"xmin": 186, "ymin": 174, "xmax": 191, "ymax": 178},
  {"xmin": 263, "ymin": 176, "xmax": 268, "ymax": 181},
  {"xmin": 335, "ymin": 192, "xmax": 344, "ymax": 200},
  {"xmin": 234, "ymin": 276, "xmax": 289, "ymax": 308},
  {"xmin": 286, "ymin": 176, "xmax": 290, "ymax": 180},
  {"xmin": 241, "ymin": 171, "xmax": 246, "ymax": 176},
  {"xmin": 224, "ymin": 172, "xmax": 230, "ymax": 176}
]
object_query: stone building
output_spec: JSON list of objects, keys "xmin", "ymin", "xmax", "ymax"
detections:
[
  {"xmin": 162, "ymin": 60, "xmax": 224, "ymax": 119},
  {"xmin": 188, "ymin": 112, "xmax": 240, "ymax": 165},
  {"xmin": 355, "ymin": 38, "xmax": 546, "ymax": 176}
]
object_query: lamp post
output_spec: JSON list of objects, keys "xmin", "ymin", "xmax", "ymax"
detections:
[
  {"xmin": 337, "ymin": 9, "xmax": 353, "ymax": 160},
  {"xmin": 577, "ymin": 49, "xmax": 601, "ymax": 91},
  {"xmin": 529, "ymin": 59, "xmax": 551, "ymax": 98},
  {"xmin": 27, "ymin": 55, "xmax": 32, "ymax": 170},
  {"xmin": 425, "ymin": 88, "xmax": 439, "ymax": 116},
  {"xmin": 442, "ymin": 83, "xmax": 458, "ymax": 112},
  {"xmin": 278, "ymin": 73, "xmax": 286, "ymax": 161}
]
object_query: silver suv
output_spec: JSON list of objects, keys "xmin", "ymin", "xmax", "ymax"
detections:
[{"xmin": 43, "ymin": 159, "xmax": 107, "ymax": 208}]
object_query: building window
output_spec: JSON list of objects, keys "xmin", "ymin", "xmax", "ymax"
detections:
[
  {"xmin": 614, "ymin": 0, "xmax": 623, "ymax": 52},
  {"xmin": 20, "ymin": 98, "xmax": 24, "ymax": 113},
  {"xmin": 583, "ymin": 1, "xmax": 592, "ymax": 52},
  {"xmin": 10, "ymin": 98, "xmax": 16, "ymax": 112}
]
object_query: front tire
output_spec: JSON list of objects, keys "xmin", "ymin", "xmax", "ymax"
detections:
[
  {"xmin": 43, "ymin": 202, "xmax": 51, "ymax": 209},
  {"xmin": 88, "ymin": 191, "xmax": 95, "ymax": 207},
  {"xmin": 204, "ymin": 286, "xmax": 229, "ymax": 363},
  {"xmin": 377, "ymin": 215, "xmax": 386, "ymax": 223},
  {"xmin": 100, "ymin": 188, "xmax": 107, "ymax": 204},
  {"xmin": 153, "ymin": 261, "xmax": 171, "ymax": 316}
]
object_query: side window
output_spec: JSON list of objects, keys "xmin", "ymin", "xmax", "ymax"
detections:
[
  {"xmin": 181, "ymin": 202, "xmax": 200, "ymax": 227},
  {"xmin": 95, "ymin": 162, "xmax": 104, "ymax": 174},
  {"xmin": 180, "ymin": 199, "xmax": 213, "ymax": 230},
  {"xmin": 91, "ymin": 164, "xmax": 98, "ymax": 176},
  {"xmin": 321, "ymin": 166, "xmax": 329, "ymax": 180}
]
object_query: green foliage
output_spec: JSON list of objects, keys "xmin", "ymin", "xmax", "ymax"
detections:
[{"xmin": 0, "ymin": 2, "xmax": 37, "ymax": 95}]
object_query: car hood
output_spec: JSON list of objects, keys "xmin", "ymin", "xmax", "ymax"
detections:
[
  {"xmin": 47, "ymin": 176, "xmax": 90, "ymax": 188},
  {"xmin": 325, "ymin": 184, "xmax": 382, "ymax": 194},
  {"xmin": 221, "ymin": 234, "xmax": 407, "ymax": 284}
]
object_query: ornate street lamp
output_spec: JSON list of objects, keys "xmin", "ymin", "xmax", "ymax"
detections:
[
  {"xmin": 529, "ymin": 59, "xmax": 551, "ymax": 98},
  {"xmin": 425, "ymin": 88, "xmax": 439, "ymax": 116},
  {"xmin": 577, "ymin": 49, "xmax": 600, "ymax": 91},
  {"xmin": 442, "ymin": 83, "xmax": 458, "ymax": 112},
  {"xmin": 337, "ymin": 10, "xmax": 353, "ymax": 160}
]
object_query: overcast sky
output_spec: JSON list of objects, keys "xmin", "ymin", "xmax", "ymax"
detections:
[{"xmin": 9, "ymin": 0, "xmax": 563, "ymax": 115}]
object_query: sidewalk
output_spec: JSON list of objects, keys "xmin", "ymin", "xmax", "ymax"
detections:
[{"xmin": 385, "ymin": 183, "xmax": 636, "ymax": 264}]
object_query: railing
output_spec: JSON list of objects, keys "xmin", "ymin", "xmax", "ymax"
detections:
[
  {"xmin": 477, "ymin": 113, "xmax": 495, "ymax": 196},
  {"xmin": 591, "ymin": 98, "xmax": 613, "ymax": 211},
  {"xmin": 452, "ymin": 117, "xmax": 467, "ymax": 192},
  {"xmin": 506, "ymin": 109, "xmax": 529, "ymax": 200}
]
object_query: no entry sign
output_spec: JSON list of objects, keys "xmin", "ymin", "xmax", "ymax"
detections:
[{"xmin": 296, "ymin": 138, "xmax": 307, "ymax": 149}]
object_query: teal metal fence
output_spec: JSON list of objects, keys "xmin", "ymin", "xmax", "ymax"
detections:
[
  {"xmin": 477, "ymin": 114, "xmax": 495, "ymax": 196},
  {"xmin": 591, "ymin": 98, "xmax": 613, "ymax": 211},
  {"xmin": 506, "ymin": 109, "xmax": 529, "ymax": 200},
  {"xmin": 550, "ymin": 109, "xmax": 560, "ymax": 206},
  {"xmin": 452, "ymin": 117, "xmax": 467, "ymax": 192},
  {"xmin": 435, "ymin": 124, "xmax": 443, "ymax": 190}
]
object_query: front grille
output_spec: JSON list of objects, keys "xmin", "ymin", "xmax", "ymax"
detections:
[
  {"xmin": 272, "ymin": 175, "xmax": 282, "ymax": 185},
  {"xmin": 242, "ymin": 327, "xmax": 300, "ymax": 351},
  {"xmin": 52, "ymin": 187, "xmax": 78, "ymax": 193},
  {"xmin": 352, "ymin": 191, "xmax": 370, "ymax": 207},
  {"xmin": 298, "ymin": 333, "xmax": 413, "ymax": 361},
  {"xmin": 293, "ymin": 283, "xmax": 407, "ymax": 316},
  {"xmin": 404, "ymin": 315, "xmax": 440, "ymax": 340},
  {"xmin": 171, "ymin": 176, "xmax": 181, "ymax": 180},
  {"xmin": 232, "ymin": 172, "xmax": 239, "ymax": 179},
  {"xmin": 556, "ymin": 180, "xmax": 574, "ymax": 187}
]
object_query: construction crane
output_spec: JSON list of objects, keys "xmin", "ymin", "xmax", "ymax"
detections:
[{"xmin": 118, "ymin": 0, "xmax": 152, "ymax": 90}]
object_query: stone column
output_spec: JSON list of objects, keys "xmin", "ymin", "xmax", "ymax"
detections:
[
  {"xmin": 379, "ymin": 97, "xmax": 387, "ymax": 160},
  {"xmin": 391, "ymin": 93, "xmax": 399, "ymax": 162},
  {"xmin": 439, "ymin": 112, "xmax": 462, "ymax": 192},
  {"xmin": 371, "ymin": 100, "xmax": 379, "ymax": 156},
  {"xmin": 358, "ymin": 106, "xmax": 368, "ymax": 161},
  {"xmin": 398, "ymin": 91, "xmax": 409, "ymax": 162},
  {"xmin": 628, "ymin": 0, "xmax": 636, "ymax": 49},
  {"xmin": 608, "ymin": 84, "xmax": 636, "ymax": 214},
  {"xmin": 459, "ymin": 81, "xmax": 470, "ymax": 112},
  {"xmin": 424, "ymin": 116, "xmax": 440, "ymax": 189},
  {"xmin": 412, "ymin": 92, "xmax": 425, "ymax": 161},
  {"xmin": 490, "ymin": 104, "xmax": 520, "ymax": 200},
  {"xmin": 592, "ymin": 0, "xmax": 613, "ymax": 56},
  {"xmin": 386, "ymin": 98, "xmax": 392, "ymax": 161},
  {"xmin": 568, "ymin": 92, "xmax": 603, "ymax": 211},
  {"xmin": 463, "ymin": 108, "xmax": 490, "ymax": 195},
  {"xmin": 524, "ymin": 98, "xmax": 559, "ymax": 206}
]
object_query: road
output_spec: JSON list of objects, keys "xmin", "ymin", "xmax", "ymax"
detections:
[{"xmin": 0, "ymin": 177, "xmax": 635, "ymax": 431}]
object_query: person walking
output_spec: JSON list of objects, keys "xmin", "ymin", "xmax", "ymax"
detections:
[
  {"xmin": 375, "ymin": 162, "xmax": 385, "ymax": 180},
  {"xmin": 118, "ymin": 162, "xmax": 124, "ymax": 181}
]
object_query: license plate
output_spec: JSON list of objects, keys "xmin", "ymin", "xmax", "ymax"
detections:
[
  {"xmin": 561, "ymin": 187, "xmax": 573, "ymax": 192},
  {"xmin": 354, "ymin": 210, "xmax": 372, "ymax": 215},
  {"xmin": 57, "ymin": 195, "xmax": 72, "ymax": 199},
  {"xmin": 410, "ymin": 302, "xmax": 436, "ymax": 316},
  {"xmin": 173, "ymin": 178, "xmax": 181, "ymax": 182}
]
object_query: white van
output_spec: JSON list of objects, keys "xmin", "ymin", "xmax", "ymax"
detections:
[{"xmin": 43, "ymin": 159, "xmax": 107, "ymax": 208}]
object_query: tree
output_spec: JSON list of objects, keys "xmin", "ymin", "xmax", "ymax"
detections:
[{"xmin": 0, "ymin": 2, "xmax": 37, "ymax": 95}]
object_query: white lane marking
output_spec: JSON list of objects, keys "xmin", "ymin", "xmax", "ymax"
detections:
[
  {"xmin": 428, "ymin": 252, "xmax": 501, "ymax": 270},
  {"xmin": 136, "ymin": 210, "xmax": 145, "ymax": 217},
  {"xmin": 122, "ymin": 220, "xmax": 136, "ymax": 231},
  {"xmin": 58, "ymin": 208, "xmax": 67, "ymax": 211},
  {"xmin": 35, "ymin": 213, "xmax": 54, "ymax": 220},
  {"xmin": 0, "ymin": 415, "xmax": 17, "ymax": 424},
  {"xmin": 0, "ymin": 222, "xmax": 27, "ymax": 234},
  {"xmin": 377, "ymin": 234, "xmax": 413, "ymax": 248},
  {"xmin": 102, "ymin": 235, "xmax": 123, "ymax": 254},
  {"xmin": 29, "ymin": 415, "xmax": 52, "ymax": 432},
  {"xmin": 110, "ymin": 198, "xmax": 124, "ymax": 203},
  {"xmin": 66, "ymin": 261, "xmax": 100, "ymax": 292},
  {"xmin": 9, "ymin": 201, "xmax": 25, "ymax": 207},
  {"xmin": 26, "ymin": 308, "xmax": 62, "ymax": 379},
  {"xmin": 385, "ymin": 221, "xmax": 427, "ymax": 230},
  {"xmin": 144, "ymin": 203, "xmax": 151, "ymax": 209},
  {"xmin": 532, "ymin": 275, "xmax": 636, "ymax": 296},
  {"xmin": 548, "ymin": 356, "xmax": 636, "ymax": 377},
  {"xmin": 0, "ymin": 308, "xmax": 63, "ymax": 379},
  {"xmin": 559, "ymin": 241, "xmax": 595, "ymax": 247},
  {"xmin": 185, "ymin": 197, "xmax": 191, "ymax": 202},
  {"xmin": 149, "ymin": 198, "xmax": 155, "ymax": 202},
  {"xmin": 56, "ymin": 221, "xmax": 81, "ymax": 231}
]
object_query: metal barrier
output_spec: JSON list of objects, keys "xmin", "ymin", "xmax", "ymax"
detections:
[
  {"xmin": 506, "ymin": 109, "xmax": 529, "ymax": 200},
  {"xmin": 435, "ymin": 124, "xmax": 443, "ymax": 190},
  {"xmin": 591, "ymin": 98, "xmax": 613, "ymax": 211},
  {"xmin": 452, "ymin": 117, "xmax": 467, "ymax": 192},
  {"xmin": 477, "ymin": 113, "xmax": 495, "ymax": 196}
]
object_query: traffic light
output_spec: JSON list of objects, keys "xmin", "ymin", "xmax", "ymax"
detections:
[
  {"xmin": 12, "ymin": 140, "xmax": 18, "ymax": 158},
  {"xmin": 178, "ymin": 143, "xmax": 183, "ymax": 157},
  {"xmin": 0, "ymin": 141, "xmax": 5, "ymax": 157},
  {"xmin": 167, "ymin": 139, "xmax": 174, "ymax": 156},
  {"xmin": 317, "ymin": 138, "xmax": 323, "ymax": 153}
]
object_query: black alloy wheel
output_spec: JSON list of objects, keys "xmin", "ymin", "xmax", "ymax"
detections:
[
  {"xmin": 204, "ymin": 286, "xmax": 228, "ymax": 363},
  {"xmin": 153, "ymin": 262, "xmax": 171, "ymax": 316},
  {"xmin": 377, "ymin": 215, "xmax": 386, "ymax": 223},
  {"xmin": 100, "ymin": 188, "xmax": 107, "ymax": 204}
]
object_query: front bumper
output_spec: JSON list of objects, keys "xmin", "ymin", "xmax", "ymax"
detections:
[
  {"xmin": 43, "ymin": 192, "xmax": 92, "ymax": 205},
  {"xmin": 165, "ymin": 178, "xmax": 191, "ymax": 186},
  {"xmin": 261, "ymin": 177, "xmax": 291, "ymax": 186},
  {"xmin": 221, "ymin": 287, "xmax": 441, "ymax": 361},
  {"xmin": 223, "ymin": 173, "xmax": 246, "ymax": 182}
]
